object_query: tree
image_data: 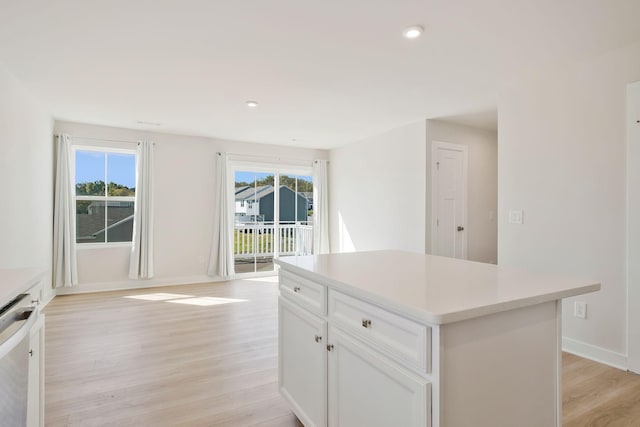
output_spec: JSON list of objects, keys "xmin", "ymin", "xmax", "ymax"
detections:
[
  {"xmin": 75, "ymin": 180, "xmax": 135, "ymax": 196},
  {"xmin": 235, "ymin": 176, "xmax": 312, "ymax": 192}
]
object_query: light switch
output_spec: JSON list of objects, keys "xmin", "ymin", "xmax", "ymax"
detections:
[{"xmin": 509, "ymin": 210, "xmax": 524, "ymax": 224}]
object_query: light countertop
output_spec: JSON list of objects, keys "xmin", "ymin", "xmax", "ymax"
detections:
[
  {"xmin": 275, "ymin": 251, "xmax": 600, "ymax": 324},
  {"xmin": 0, "ymin": 268, "xmax": 47, "ymax": 308}
]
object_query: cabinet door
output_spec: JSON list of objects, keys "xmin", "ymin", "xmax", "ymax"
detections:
[
  {"xmin": 27, "ymin": 313, "xmax": 45, "ymax": 427},
  {"xmin": 328, "ymin": 327, "xmax": 430, "ymax": 427},
  {"xmin": 279, "ymin": 297, "xmax": 327, "ymax": 427}
]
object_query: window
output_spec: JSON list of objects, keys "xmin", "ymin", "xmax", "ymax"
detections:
[{"xmin": 74, "ymin": 148, "xmax": 136, "ymax": 244}]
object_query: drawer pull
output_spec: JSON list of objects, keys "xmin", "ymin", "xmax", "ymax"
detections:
[
  {"xmin": 32, "ymin": 298, "xmax": 40, "ymax": 305},
  {"xmin": 315, "ymin": 335, "xmax": 322, "ymax": 343},
  {"xmin": 293, "ymin": 286, "xmax": 301, "ymax": 293},
  {"xmin": 326, "ymin": 344, "xmax": 334, "ymax": 352},
  {"xmin": 362, "ymin": 319, "xmax": 372, "ymax": 328}
]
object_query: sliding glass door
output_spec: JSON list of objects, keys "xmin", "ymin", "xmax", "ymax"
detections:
[{"xmin": 232, "ymin": 166, "xmax": 313, "ymax": 275}]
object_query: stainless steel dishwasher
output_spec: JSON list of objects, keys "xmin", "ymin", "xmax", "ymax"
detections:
[{"xmin": 0, "ymin": 294, "xmax": 36, "ymax": 426}]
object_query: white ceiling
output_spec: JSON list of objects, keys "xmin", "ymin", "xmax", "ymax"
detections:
[{"xmin": 1, "ymin": 0, "xmax": 639, "ymax": 149}]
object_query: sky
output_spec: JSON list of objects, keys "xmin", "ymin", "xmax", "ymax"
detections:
[{"xmin": 75, "ymin": 151, "xmax": 136, "ymax": 187}]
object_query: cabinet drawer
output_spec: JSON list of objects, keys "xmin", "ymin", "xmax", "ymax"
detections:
[
  {"xmin": 280, "ymin": 270, "xmax": 327, "ymax": 316},
  {"xmin": 329, "ymin": 290, "xmax": 431, "ymax": 373}
]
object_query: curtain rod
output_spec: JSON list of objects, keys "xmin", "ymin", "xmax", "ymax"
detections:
[
  {"xmin": 69, "ymin": 135, "xmax": 138, "ymax": 144},
  {"xmin": 219, "ymin": 152, "xmax": 328, "ymax": 164},
  {"xmin": 67, "ymin": 135, "xmax": 156, "ymax": 145},
  {"xmin": 221, "ymin": 152, "xmax": 310, "ymax": 163}
]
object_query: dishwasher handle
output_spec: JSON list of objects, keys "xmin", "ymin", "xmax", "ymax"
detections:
[{"xmin": 0, "ymin": 307, "xmax": 36, "ymax": 360}]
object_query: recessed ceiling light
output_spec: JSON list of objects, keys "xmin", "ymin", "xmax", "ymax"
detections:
[
  {"xmin": 246, "ymin": 101, "xmax": 259, "ymax": 108},
  {"xmin": 403, "ymin": 25, "xmax": 424, "ymax": 39}
]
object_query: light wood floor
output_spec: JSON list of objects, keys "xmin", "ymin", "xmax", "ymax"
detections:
[
  {"xmin": 563, "ymin": 353, "xmax": 640, "ymax": 426},
  {"xmin": 44, "ymin": 278, "xmax": 302, "ymax": 427},
  {"xmin": 44, "ymin": 280, "xmax": 640, "ymax": 426}
]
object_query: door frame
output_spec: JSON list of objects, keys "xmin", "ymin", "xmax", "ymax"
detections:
[
  {"xmin": 627, "ymin": 81, "xmax": 640, "ymax": 373},
  {"xmin": 431, "ymin": 141, "xmax": 469, "ymax": 260}
]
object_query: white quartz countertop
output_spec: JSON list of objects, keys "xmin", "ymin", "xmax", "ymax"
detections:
[
  {"xmin": 275, "ymin": 251, "xmax": 601, "ymax": 325},
  {"xmin": 0, "ymin": 268, "xmax": 47, "ymax": 308}
]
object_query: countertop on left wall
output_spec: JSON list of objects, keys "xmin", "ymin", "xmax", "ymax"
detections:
[{"xmin": 0, "ymin": 268, "xmax": 47, "ymax": 307}]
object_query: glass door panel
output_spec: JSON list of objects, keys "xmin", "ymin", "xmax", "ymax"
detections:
[
  {"xmin": 234, "ymin": 171, "xmax": 276, "ymax": 274},
  {"xmin": 278, "ymin": 174, "xmax": 314, "ymax": 257}
]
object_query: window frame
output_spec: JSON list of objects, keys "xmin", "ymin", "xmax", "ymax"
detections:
[{"xmin": 72, "ymin": 144, "xmax": 137, "ymax": 248}]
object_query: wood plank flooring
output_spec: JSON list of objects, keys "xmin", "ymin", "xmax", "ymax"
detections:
[
  {"xmin": 563, "ymin": 352, "xmax": 640, "ymax": 426},
  {"xmin": 44, "ymin": 278, "xmax": 302, "ymax": 427},
  {"xmin": 44, "ymin": 279, "xmax": 640, "ymax": 426}
]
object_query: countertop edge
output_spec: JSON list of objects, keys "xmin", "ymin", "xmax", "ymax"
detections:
[
  {"xmin": 0, "ymin": 268, "xmax": 48, "ymax": 308},
  {"xmin": 275, "ymin": 258, "xmax": 601, "ymax": 325}
]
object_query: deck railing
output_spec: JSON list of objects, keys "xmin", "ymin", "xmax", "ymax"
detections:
[{"xmin": 234, "ymin": 222, "xmax": 313, "ymax": 258}]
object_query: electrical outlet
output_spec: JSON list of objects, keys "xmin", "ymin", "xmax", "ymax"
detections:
[
  {"xmin": 574, "ymin": 301, "xmax": 587, "ymax": 319},
  {"xmin": 509, "ymin": 210, "xmax": 524, "ymax": 224}
]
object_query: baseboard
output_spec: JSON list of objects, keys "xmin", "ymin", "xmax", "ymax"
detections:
[
  {"xmin": 55, "ymin": 275, "xmax": 224, "ymax": 295},
  {"xmin": 562, "ymin": 336, "xmax": 628, "ymax": 371}
]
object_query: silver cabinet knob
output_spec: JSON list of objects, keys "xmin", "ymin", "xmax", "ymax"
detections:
[
  {"xmin": 362, "ymin": 319, "xmax": 372, "ymax": 328},
  {"xmin": 315, "ymin": 335, "xmax": 322, "ymax": 343},
  {"xmin": 326, "ymin": 344, "xmax": 334, "ymax": 352},
  {"xmin": 457, "ymin": 226, "xmax": 464, "ymax": 231},
  {"xmin": 293, "ymin": 286, "xmax": 301, "ymax": 293}
]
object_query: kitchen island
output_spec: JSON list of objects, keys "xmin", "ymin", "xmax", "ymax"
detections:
[{"xmin": 275, "ymin": 251, "xmax": 600, "ymax": 427}]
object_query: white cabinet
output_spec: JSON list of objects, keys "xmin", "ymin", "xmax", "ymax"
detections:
[
  {"xmin": 328, "ymin": 327, "xmax": 430, "ymax": 427},
  {"xmin": 279, "ymin": 272, "xmax": 431, "ymax": 427},
  {"xmin": 26, "ymin": 278, "xmax": 45, "ymax": 427},
  {"xmin": 279, "ymin": 297, "xmax": 327, "ymax": 427},
  {"xmin": 0, "ymin": 270, "xmax": 46, "ymax": 427},
  {"xmin": 27, "ymin": 313, "xmax": 45, "ymax": 427}
]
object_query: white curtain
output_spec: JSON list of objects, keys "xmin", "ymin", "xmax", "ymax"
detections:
[
  {"xmin": 208, "ymin": 152, "xmax": 235, "ymax": 278},
  {"xmin": 129, "ymin": 141, "xmax": 155, "ymax": 279},
  {"xmin": 313, "ymin": 159, "xmax": 330, "ymax": 254},
  {"xmin": 53, "ymin": 134, "xmax": 78, "ymax": 288}
]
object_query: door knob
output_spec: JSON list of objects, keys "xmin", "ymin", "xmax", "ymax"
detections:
[{"xmin": 457, "ymin": 226, "xmax": 464, "ymax": 231}]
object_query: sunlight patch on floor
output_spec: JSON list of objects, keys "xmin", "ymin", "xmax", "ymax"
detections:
[
  {"xmin": 243, "ymin": 276, "xmax": 278, "ymax": 283},
  {"xmin": 166, "ymin": 297, "xmax": 248, "ymax": 306},
  {"xmin": 124, "ymin": 293, "xmax": 194, "ymax": 301}
]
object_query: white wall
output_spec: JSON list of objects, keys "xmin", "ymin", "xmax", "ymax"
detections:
[
  {"xmin": 425, "ymin": 120, "xmax": 498, "ymax": 263},
  {"xmin": 329, "ymin": 121, "xmax": 426, "ymax": 254},
  {"xmin": 0, "ymin": 65, "xmax": 54, "ymax": 295},
  {"xmin": 54, "ymin": 121, "xmax": 328, "ymax": 290},
  {"xmin": 498, "ymin": 41, "xmax": 640, "ymax": 367}
]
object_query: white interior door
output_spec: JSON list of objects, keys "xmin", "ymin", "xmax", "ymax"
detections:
[
  {"xmin": 432, "ymin": 142, "xmax": 468, "ymax": 259},
  {"xmin": 627, "ymin": 81, "xmax": 640, "ymax": 374}
]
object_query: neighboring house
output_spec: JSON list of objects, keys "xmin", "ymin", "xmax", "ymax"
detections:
[
  {"xmin": 77, "ymin": 201, "xmax": 134, "ymax": 243},
  {"xmin": 234, "ymin": 185, "xmax": 273, "ymax": 222},
  {"xmin": 300, "ymin": 192, "xmax": 313, "ymax": 211},
  {"xmin": 235, "ymin": 185, "xmax": 309, "ymax": 223}
]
